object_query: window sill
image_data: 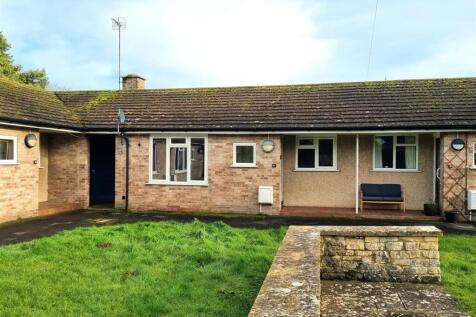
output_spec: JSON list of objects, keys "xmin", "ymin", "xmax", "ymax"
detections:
[
  {"xmin": 146, "ymin": 181, "xmax": 208, "ymax": 187},
  {"xmin": 0, "ymin": 162, "xmax": 19, "ymax": 166},
  {"xmin": 231, "ymin": 164, "xmax": 257, "ymax": 168},
  {"xmin": 469, "ymin": 166, "xmax": 476, "ymax": 170},
  {"xmin": 371, "ymin": 169, "xmax": 420, "ymax": 173},
  {"xmin": 294, "ymin": 168, "xmax": 339, "ymax": 172}
]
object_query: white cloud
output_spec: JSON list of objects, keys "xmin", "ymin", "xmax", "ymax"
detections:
[
  {"xmin": 117, "ymin": 0, "xmax": 336, "ymax": 87},
  {"xmin": 0, "ymin": 0, "xmax": 474, "ymax": 89}
]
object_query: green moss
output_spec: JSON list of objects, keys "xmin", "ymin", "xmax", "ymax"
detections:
[{"xmin": 65, "ymin": 90, "xmax": 123, "ymax": 123}]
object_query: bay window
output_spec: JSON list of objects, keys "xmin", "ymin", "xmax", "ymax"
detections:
[
  {"xmin": 150, "ymin": 135, "xmax": 207, "ymax": 185},
  {"xmin": 295, "ymin": 136, "xmax": 337, "ymax": 170},
  {"xmin": 374, "ymin": 135, "xmax": 417, "ymax": 171}
]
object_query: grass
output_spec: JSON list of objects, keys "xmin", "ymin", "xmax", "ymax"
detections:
[
  {"xmin": 440, "ymin": 234, "xmax": 476, "ymax": 316},
  {"xmin": 0, "ymin": 221, "xmax": 475, "ymax": 317},
  {"xmin": 0, "ymin": 221, "xmax": 286, "ymax": 317}
]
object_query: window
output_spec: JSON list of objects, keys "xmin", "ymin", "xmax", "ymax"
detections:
[
  {"xmin": 0, "ymin": 136, "xmax": 17, "ymax": 164},
  {"xmin": 150, "ymin": 136, "xmax": 207, "ymax": 185},
  {"xmin": 295, "ymin": 136, "xmax": 337, "ymax": 170},
  {"xmin": 233, "ymin": 143, "xmax": 256, "ymax": 167},
  {"xmin": 374, "ymin": 135, "xmax": 417, "ymax": 170},
  {"xmin": 473, "ymin": 142, "xmax": 476, "ymax": 167}
]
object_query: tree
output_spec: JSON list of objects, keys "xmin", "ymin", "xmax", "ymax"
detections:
[{"xmin": 0, "ymin": 32, "xmax": 49, "ymax": 88}]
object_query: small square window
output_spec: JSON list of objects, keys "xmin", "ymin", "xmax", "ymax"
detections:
[
  {"xmin": 233, "ymin": 143, "xmax": 256, "ymax": 167},
  {"xmin": 0, "ymin": 136, "xmax": 17, "ymax": 164}
]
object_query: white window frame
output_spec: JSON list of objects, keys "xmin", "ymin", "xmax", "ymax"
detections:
[
  {"xmin": 148, "ymin": 135, "xmax": 208, "ymax": 185},
  {"xmin": 473, "ymin": 142, "xmax": 476, "ymax": 168},
  {"xmin": 295, "ymin": 136, "xmax": 337, "ymax": 171},
  {"xmin": 232, "ymin": 143, "xmax": 256, "ymax": 167},
  {"xmin": 0, "ymin": 135, "xmax": 18, "ymax": 165},
  {"xmin": 372, "ymin": 134, "xmax": 418, "ymax": 171}
]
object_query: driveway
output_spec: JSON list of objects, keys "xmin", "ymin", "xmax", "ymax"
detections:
[{"xmin": 1, "ymin": 209, "xmax": 475, "ymax": 246}]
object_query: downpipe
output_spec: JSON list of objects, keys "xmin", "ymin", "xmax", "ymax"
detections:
[{"xmin": 120, "ymin": 132, "xmax": 129, "ymax": 212}]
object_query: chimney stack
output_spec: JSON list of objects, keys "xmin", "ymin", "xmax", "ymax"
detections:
[{"xmin": 122, "ymin": 74, "xmax": 145, "ymax": 90}]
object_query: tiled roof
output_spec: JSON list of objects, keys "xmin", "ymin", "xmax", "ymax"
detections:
[
  {"xmin": 1, "ymin": 75, "xmax": 476, "ymax": 131},
  {"xmin": 0, "ymin": 76, "xmax": 81, "ymax": 129}
]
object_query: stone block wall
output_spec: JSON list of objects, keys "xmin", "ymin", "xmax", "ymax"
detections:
[
  {"xmin": 115, "ymin": 134, "xmax": 282, "ymax": 215},
  {"xmin": 249, "ymin": 226, "xmax": 443, "ymax": 317},
  {"xmin": 249, "ymin": 226, "xmax": 321, "ymax": 317},
  {"xmin": 319, "ymin": 226, "xmax": 441, "ymax": 283}
]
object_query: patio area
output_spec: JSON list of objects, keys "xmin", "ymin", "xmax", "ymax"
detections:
[{"xmin": 281, "ymin": 206, "xmax": 443, "ymax": 221}]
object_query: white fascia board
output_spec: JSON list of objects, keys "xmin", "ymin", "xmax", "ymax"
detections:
[
  {"xmin": 105, "ymin": 128, "xmax": 476, "ymax": 135},
  {"xmin": 0, "ymin": 121, "xmax": 82, "ymax": 133}
]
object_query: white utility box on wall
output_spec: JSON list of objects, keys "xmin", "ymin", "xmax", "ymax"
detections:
[
  {"xmin": 467, "ymin": 190, "xmax": 476, "ymax": 210},
  {"xmin": 258, "ymin": 186, "xmax": 273, "ymax": 205}
]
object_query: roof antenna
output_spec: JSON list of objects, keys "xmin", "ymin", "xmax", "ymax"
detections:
[
  {"xmin": 112, "ymin": 17, "xmax": 127, "ymax": 90},
  {"xmin": 365, "ymin": 0, "xmax": 379, "ymax": 80}
]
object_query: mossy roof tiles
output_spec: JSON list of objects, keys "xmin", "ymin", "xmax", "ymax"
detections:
[{"xmin": 1, "ymin": 76, "xmax": 476, "ymax": 131}]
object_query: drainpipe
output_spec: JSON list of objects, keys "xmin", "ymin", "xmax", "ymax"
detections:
[{"xmin": 120, "ymin": 132, "xmax": 130, "ymax": 212}]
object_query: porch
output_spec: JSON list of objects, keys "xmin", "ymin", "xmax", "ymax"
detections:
[{"xmin": 281, "ymin": 133, "xmax": 439, "ymax": 215}]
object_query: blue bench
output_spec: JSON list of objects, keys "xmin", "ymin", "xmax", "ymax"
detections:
[{"xmin": 360, "ymin": 183, "xmax": 405, "ymax": 212}]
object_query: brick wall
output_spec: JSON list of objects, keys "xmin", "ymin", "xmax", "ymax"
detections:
[
  {"xmin": 0, "ymin": 127, "xmax": 40, "ymax": 223},
  {"xmin": 115, "ymin": 134, "xmax": 282, "ymax": 215},
  {"xmin": 47, "ymin": 134, "xmax": 89, "ymax": 208}
]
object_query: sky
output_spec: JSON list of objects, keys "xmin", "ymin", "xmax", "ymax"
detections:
[{"xmin": 0, "ymin": 0, "xmax": 475, "ymax": 90}]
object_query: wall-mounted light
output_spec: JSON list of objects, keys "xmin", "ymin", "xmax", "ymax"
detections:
[
  {"xmin": 451, "ymin": 138, "xmax": 465, "ymax": 151},
  {"xmin": 261, "ymin": 139, "xmax": 275, "ymax": 153},
  {"xmin": 24, "ymin": 133, "xmax": 37, "ymax": 148}
]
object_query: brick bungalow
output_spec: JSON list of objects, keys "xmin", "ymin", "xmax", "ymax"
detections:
[{"xmin": 0, "ymin": 75, "xmax": 475, "ymax": 223}]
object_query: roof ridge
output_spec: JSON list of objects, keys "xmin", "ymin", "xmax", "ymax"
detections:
[{"xmin": 53, "ymin": 76, "xmax": 476, "ymax": 94}]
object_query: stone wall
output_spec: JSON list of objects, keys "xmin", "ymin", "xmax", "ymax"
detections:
[
  {"xmin": 320, "ymin": 226, "xmax": 441, "ymax": 283},
  {"xmin": 248, "ymin": 226, "xmax": 321, "ymax": 317},
  {"xmin": 115, "ymin": 134, "xmax": 282, "ymax": 215},
  {"xmin": 249, "ymin": 226, "xmax": 443, "ymax": 317}
]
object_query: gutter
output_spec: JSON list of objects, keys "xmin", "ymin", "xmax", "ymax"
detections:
[
  {"xmin": 2, "ymin": 119, "xmax": 476, "ymax": 135},
  {"xmin": 88, "ymin": 128, "xmax": 476, "ymax": 135},
  {"xmin": 0, "ymin": 120, "xmax": 82, "ymax": 134}
]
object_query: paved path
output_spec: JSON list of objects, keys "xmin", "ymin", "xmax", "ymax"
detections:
[
  {"xmin": 0, "ymin": 209, "xmax": 475, "ymax": 246},
  {"xmin": 321, "ymin": 280, "xmax": 469, "ymax": 316}
]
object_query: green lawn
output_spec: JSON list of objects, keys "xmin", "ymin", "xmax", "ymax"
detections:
[
  {"xmin": 440, "ymin": 234, "xmax": 476, "ymax": 316},
  {"xmin": 0, "ymin": 221, "xmax": 286, "ymax": 317},
  {"xmin": 0, "ymin": 222, "xmax": 475, "ymax": 317}
]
